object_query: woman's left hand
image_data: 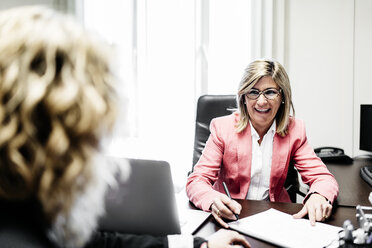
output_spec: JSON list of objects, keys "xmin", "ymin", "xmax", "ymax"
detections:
[{"xmin": 292, "ymin": 193, "xmax": 332, "ymax": 226}]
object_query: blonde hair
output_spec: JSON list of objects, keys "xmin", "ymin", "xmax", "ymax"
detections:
[
  {"xmin": 0, "ymin": 6, "xmax": 117, "ymax": 222},
  {"xmin": 236, "ymin": 59, "xmax": 295, "ymax": 136}
]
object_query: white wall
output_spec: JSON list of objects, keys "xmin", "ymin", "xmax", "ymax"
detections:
[
  {"xmin": 284, "ymin": 0, "xmax": 372, "ymax": 157},
  {"xmin": 353, "ymin": 0, "xmax": 372, "ymax": 156}
]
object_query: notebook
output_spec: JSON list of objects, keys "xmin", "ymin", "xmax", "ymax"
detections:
[{"xmin": 98, "ymin": 158, "xmax": 181, "ymax": 236}]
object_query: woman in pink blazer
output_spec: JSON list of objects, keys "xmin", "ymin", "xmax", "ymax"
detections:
[{"xmin": 186, "ymin": 59, "xmax": 339, "ymax": 228}]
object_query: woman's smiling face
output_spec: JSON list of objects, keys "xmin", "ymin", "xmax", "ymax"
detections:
[{"xmin": 245, "ymin": 76, "xmax": 282, "ymax": 136}]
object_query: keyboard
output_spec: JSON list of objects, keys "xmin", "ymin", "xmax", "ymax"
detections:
[{"xmin": 360, "ymin": 166, "xmax": 372, "ymax": 187}]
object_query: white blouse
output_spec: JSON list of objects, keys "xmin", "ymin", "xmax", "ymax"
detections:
[{"xmin": 246, "ymin": 120, "xmax": 276, "ymax": 200}]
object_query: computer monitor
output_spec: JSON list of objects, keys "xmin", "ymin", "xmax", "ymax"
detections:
[{"xmin": 360, "ymin": 104, "xmax": 372, "ymax": 152}]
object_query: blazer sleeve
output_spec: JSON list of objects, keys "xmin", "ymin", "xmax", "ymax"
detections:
[
  {"xmin": 290, "ymin": 120, "xmax": 339, "ymax": 203},
  {"xmin": 86, "ymin": 231, "xmax": 206, "ymax": 248},
  {"xmin": 85, "ymin": 231, "xmax": 168, "ymax": 248},
  {"xmin": 186, "ymin": 118, "xmax": 227, "ymax": 211}
]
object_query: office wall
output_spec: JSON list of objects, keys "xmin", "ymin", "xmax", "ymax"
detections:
[
  {"xmin": 353, "ymin": 0, "xmax": 372, "ymax": 156},
  {"xmin": 284, "ymin": 0, "xmax": 372, "ymax": 157}
]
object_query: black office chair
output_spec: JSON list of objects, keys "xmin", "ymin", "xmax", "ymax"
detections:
[
  {"xmin": 190, "ymin": 94, "xmax": 305, "ymax": 203},
  {"xmin": 191, "ymin": 95, "xmax": 237, "ymax": 168}
]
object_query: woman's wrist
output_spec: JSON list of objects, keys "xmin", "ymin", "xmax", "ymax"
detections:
[{"xmin": 306, "ymin": 192, "xmax": 331, "ymax": 204}]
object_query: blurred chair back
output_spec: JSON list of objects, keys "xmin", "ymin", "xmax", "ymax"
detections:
[{"xmin": 190, "ymin": 94, "xmax": 305, "ymax": 203}]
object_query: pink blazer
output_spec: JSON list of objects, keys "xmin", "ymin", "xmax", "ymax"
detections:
[{"xmin": 186, "ymin": 113, "xmax": 339, "ymax": 211}]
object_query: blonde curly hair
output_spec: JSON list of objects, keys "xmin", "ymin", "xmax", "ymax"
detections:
[{"xmin": 0, "ymin": 6, "xmax": 117, "ymax": 222}]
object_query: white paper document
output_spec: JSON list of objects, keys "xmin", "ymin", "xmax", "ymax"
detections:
[{"xmin": 229, "ymin": 208, "xmax": 342, "ymax": 248}]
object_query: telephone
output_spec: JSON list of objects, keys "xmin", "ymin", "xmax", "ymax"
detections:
[{"xmin": 314, "ymin": 146, "xmax": 353, "ymax": 164}]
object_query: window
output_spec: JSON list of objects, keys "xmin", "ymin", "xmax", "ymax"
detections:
[{"xmin": 82, "ymin": 0, "xmax": 254, "ymax": 187}]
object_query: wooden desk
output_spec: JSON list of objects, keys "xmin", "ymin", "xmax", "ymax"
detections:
[
  {"xmin": 193, "ymin": 200, "xmax": 358, "ymax": 248},
  {"xmin": 326, "ymin": 157, "xmax": 372, "ymax": 207},
  {"xmin": 190, "ymin": 157, "xmax": 372, "ymax": 247}
]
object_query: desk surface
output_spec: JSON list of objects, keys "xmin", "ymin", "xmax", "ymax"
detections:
[
  {"xmin": 193, "ymin": 200, "xmax": 357, "ymax": 248},
  {"xmin": 190, "ymin": 158, "xmax": 372, "ymax": 247},
  {"xmin": 326, "ymin": 157, "xmax": 372, "ymax": 207}
]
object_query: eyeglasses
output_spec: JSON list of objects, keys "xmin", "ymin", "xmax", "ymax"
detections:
[{"xmin": 246, "ymin": 88, "xmax": 282, "ymax": 100}]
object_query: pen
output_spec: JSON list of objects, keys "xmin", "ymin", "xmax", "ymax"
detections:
[{"xmin": 222, "ymin": 181, "xmax": 239, "ymax": 220}]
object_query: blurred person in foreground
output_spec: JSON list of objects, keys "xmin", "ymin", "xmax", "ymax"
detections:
[
  {"xmin": 186, "ymin": 59, "xmax": 339, "ymax": 228},
  {"xmin": 0, "ymin": 6, "xmax": 250, "ymax": 248}
]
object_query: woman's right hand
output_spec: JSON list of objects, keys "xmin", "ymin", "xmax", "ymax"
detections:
[
  {"xmin": 207, "ymin": 229, "xmax": 251, "ymax": 248},
  {"xmin": 210, "ymin": 194, "xmax": 242, "ymax": 228}
]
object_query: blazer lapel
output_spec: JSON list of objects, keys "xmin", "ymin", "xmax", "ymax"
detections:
[
  {"xmin": 237, "ymin": 123, "xmax": 252, "ymax": 195},
  {"xmin": 270, "ymin": 133, "xmax": 290, "ymax": 200}
]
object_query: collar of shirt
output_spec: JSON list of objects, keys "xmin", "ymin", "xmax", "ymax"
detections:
[{"xmin": 249, "ymin": 120, "xmax": 276, "ymax": 143}]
